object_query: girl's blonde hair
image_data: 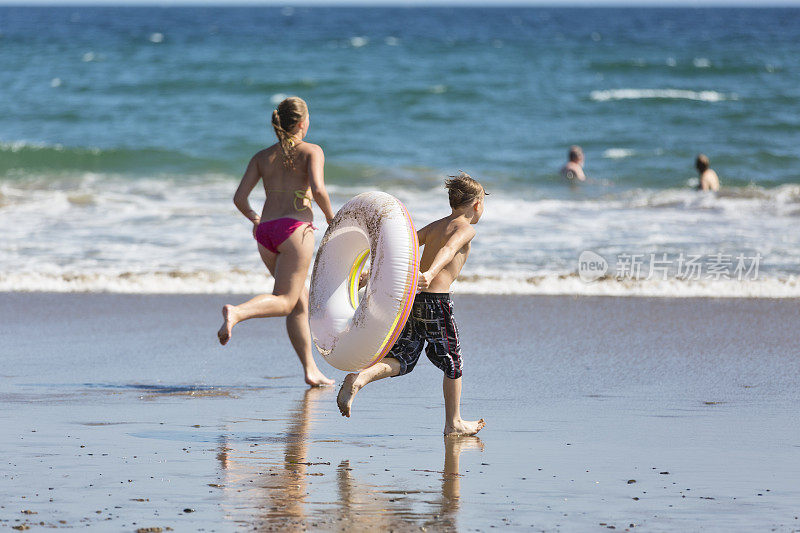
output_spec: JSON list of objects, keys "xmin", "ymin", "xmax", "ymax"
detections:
[
  {"xmin": 445, "ymin": 171, "xmax": 486, "ymax": 208},
  {"xmin": 271, "ymin": 96, "xmax": 308, "ymax": 167}
]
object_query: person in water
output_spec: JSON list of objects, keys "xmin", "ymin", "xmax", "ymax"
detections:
[
  {"xmin": 217, "ymin": 96, "xmax": 335, "ymax": 387},
  {"xmin": 561, "ymin": 145, "xmax": 586, "ymax": 182},
  {"xmin": 337, "ymin": 172, "xmax": 487, "ymax": 436},
  {"xmin": 695, "ymin": 153, "xmax": 720, "ymax": 192}
]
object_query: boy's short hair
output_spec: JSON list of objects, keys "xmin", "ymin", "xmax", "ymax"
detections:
[
  {"xmin": 695, "ymin": 153, "xmax": 710, "ymax": 172},
  {"xmin": 568, "ymin": 145, "xmax": 583, "ymax": 162},
  {"xmin": 445, "ymin": 171, "xmax": 486, "ymax": 209}
]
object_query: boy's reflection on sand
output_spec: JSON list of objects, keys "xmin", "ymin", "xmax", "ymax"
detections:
[
  {"xmin": 334, "ymin": 435, "xmax": 482, "ymax": 530},
  {"xmin": 442, "ymin": 435, "xmax": 485, "ymax": 514},
  {"xmin": 215, "ymin": 388, "xmax": 483, "ymax": 530}
]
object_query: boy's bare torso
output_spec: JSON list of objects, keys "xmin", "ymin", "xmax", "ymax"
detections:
[{"xmin": 418, "ymin": 217, "xmax": 474, "ymax": 293}]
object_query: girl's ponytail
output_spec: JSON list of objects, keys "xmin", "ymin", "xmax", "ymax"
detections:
[{"xmin": 271, "ymin": 97, "xmax": 308, "ymax": 168}]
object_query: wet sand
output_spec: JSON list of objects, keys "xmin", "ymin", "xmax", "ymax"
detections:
[{"xmin": 1, "ymin": 293, "xmax": 799, "ymax": 532}]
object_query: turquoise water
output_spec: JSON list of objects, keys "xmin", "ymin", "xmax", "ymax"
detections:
[{"xmin": 1, "ymin": 7, "xmax": 799, "ymax": 294}]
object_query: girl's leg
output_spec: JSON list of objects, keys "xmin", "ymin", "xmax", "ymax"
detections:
[
  {"xmin": 218, "ymin": 225, "xmax": 313, "ymax": 345},
  {"xmin": 442, "ymin": 377, "xmax": 485, "ymax": 436},
  {"xmin": 286, "ymin": 287, "xmax": 334, "ymax": 386}
]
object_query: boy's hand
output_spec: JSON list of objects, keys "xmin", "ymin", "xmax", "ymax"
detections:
[
  {"xmin": 358, "ymin": 270, "xmax": 369, "ymax": 289},
  {"xmin": 418, "ymin": 271, "xmax": 433, "ymax": 291}
]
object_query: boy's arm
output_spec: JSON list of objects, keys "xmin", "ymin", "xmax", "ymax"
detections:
[
  {"xmin": 416, "ymin": 223, "xmax": 428, "ymax": 246},
  {"xmin": 233, "ymin": 155, "xmax": 262, "ymax": 230},
  {"xmin": 307, "ymin": 145, "xmax": 335, "ymax": 224},
  {"xmin": 418, "ymin": 225, "xmax": 476, "ymax": 290}
]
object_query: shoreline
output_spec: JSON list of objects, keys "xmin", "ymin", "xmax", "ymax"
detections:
[{"xmin": 1, "ymin": 276, "xmax": 798, "ymax": 298}]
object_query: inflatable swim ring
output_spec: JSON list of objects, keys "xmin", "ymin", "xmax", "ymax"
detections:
[{"xmin": 309, "ymin": 192, "xmax": 419, "ymax": 371}]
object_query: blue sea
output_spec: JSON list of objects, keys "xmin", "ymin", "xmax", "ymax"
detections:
[{"xmin": 1, "ymin": 6, "xmax": 799, "ymax": 296}]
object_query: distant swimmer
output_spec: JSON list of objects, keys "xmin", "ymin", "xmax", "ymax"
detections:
[
  {"xmin": 561, "ymin": 145, "xmax": 586, "ymax": 182},
  {"xmin": 695, "ymin": 154, "xmax": 720, "ymax": 192}
]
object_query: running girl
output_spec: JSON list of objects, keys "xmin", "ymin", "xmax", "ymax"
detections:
[{"xmin": 217, "ymin": 96, "xmax": 335, "ymax": 387}]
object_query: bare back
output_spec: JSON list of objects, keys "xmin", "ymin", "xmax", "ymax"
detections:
[
  {"xmin": 561, "ymin": 161, "xmax": 586, "ymax": 181},
  {"xmin": 253, "ymin": 142, "xmax": 320, "ymax": 223},
  {"xmin": 418, "ymin": 217, "xmax": 474, "ymax": 293},
  {"xmin": 699, "ymin": 169, "xmax": 720, "ymax": 192}
]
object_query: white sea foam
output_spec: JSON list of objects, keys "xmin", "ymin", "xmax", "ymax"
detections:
[
  {"xmin": 453, "ymin": 273, "xmax": 800, "ymax": 298},
  {"xmin": 1, "ymin": 140, "xmax": 64, "ymax": 152},
  {"xmin": 590, "ymin": 89, "xmax": 735, "ymax": 102},
  {"xmin": 270, "ymin": 93, "xmax": 289, "ymax": 105},
  {"xmin": 0, "ymin": 270, "xmax": 274, "ymax": 294},
  {"xmin": 349, "ymin": 36, "xmax": 368, "ymax": 48},
  {"xmin": 0, "ymin": 140, "xmax": 101, "ymax": 154},
  {"xmin": 1, "ymin": 174, "xmax": 799, "ymax": 297},
  {"xmin": 602, "ymin": 148, "xmax": 635, "ymax": 159},
  {"xmin": 2, "ymin": 270, "xmax": 797, "ymax": 298},
  {"xmin": 693, "ymin": 57, "xmax": 711, "ymax": 68}
]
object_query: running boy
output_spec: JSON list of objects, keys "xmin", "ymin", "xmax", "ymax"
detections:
[{"xmin": 337, "ymin": 172, "xmax": 486, "ymax": 436}]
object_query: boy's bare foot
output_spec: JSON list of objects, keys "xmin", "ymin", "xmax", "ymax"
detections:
[
  {"xmin": 305, "ymin": 369, "xmax": 335, "ymax": 387},
  {"xmin": 337, "ymin": 373, "xmax": 361, "ymax": 417},
  {"xmin": 444, "ymin": 418, "xmax": 485, "ymax": 436},
  {"xmin": 217, "ymin": 305, "xmax": 237, "ymax": 345}
]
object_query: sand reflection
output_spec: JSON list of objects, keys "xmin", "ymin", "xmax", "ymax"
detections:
[
  {"xmin": 215, "ymin": 388, "xmax": 483, "ymax": 530},
  {"xmin": 215, "ymin": 387, "xmax": 323, "ymax": 529},
  {"xmin": 441, "ymin": 435, "xmax": 484, "ymax": 516}
]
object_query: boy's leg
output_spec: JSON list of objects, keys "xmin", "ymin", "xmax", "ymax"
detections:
[
  {"xmin": 442, "ymin": 377, "xmax": 485, "ymax": 436},
  {"xmin": 337, "ymin": 358, "xmax": 402, "ymax": 417},
  {"xmin": 337, "ymin": 308, "xmax": 424, "ymax": 418},
  {"xmin": 417, "ymin": 294, "xmax": 484, "ymax": 435}
]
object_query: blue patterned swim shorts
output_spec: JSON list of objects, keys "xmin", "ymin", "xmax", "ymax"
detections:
[{"xmin": 387, "ymin": 292, "xmax": 463, "ymax": 379}]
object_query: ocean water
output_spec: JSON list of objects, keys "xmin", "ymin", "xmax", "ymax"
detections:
[{"xmin": 1, "ymin": 6, "xmax": 799, "ymax": 296}]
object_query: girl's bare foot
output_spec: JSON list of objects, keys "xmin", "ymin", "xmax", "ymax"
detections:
[
  {"xmin": 444, "ymin": 418, "xmax": 485, "ymax": 436},
  {"xmin": 336, "ymin": 373, "xmax": 361, "ymax": 417},
  {"xmin": 305, "ymin": 368, "xmax": 335, "ymax": 387},
  {"xmin": 217, "ymin": 305, "xmax": 237, "ymax": 345}
]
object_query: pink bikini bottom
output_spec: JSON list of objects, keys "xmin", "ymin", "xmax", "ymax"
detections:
[{"xmin": 254, "ymin": 218, "xmax": 316, "ymax": 254}]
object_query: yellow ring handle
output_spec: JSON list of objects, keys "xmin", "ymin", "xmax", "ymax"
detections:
[{"xmin": 348, "ymin": 249, "xmax": 370, "ymax": 309}]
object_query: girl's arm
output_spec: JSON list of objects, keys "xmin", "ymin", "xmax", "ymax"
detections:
[
  {"xmin": 307, "ymin": 145, "xmax": 335, "ymax": 224},
  {"xmin": 233, "ymin": 155, "xmax": 262, "ymax": 227}
]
